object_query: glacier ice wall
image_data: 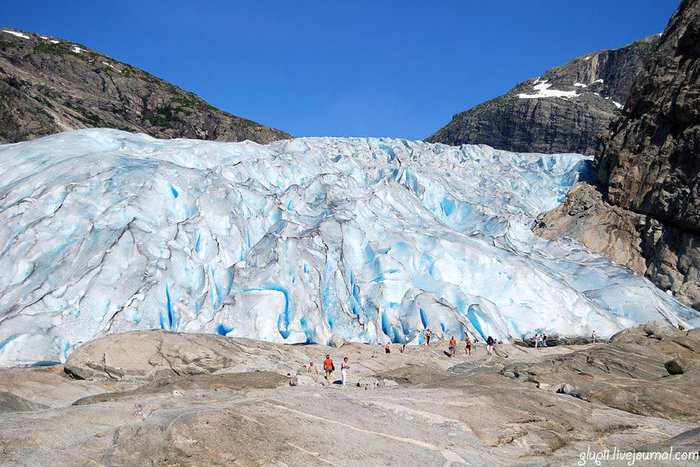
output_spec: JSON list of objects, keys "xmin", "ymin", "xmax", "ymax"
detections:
[{"xmin": 0, "ymin": 129, "xmax": 698, "ymax": 366}]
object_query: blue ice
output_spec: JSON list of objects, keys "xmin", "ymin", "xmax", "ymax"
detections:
[{"xmin": 0, "ymin": 129, "xmax": 697, "ymax": 367}]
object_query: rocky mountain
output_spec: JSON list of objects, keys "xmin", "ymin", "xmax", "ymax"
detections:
[
  {"xmin": 426, "ymin": 35, "xmax": 660, "ymax": 155},
  {"xmin": 535, "ymin": 0, "xmax": 700, "ymax": 310},
  {"xmin": 0, "ymin": 28, "xmax": 291, "ymax": 144}
]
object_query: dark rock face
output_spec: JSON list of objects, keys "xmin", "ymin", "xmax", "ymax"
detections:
[
  {"xmin": 595, "ymin": 0, "xmax": 700, "ymax": 233},
  {"xmin": 426, "ymin": 35, "xmax": 659, "ymax": 155},
  {"xmin": 534, "ymin": 1, "xmax": 700, "ymax": 310},
  {"xmin": 0, "ymin": 28, "xmax": 291, "ymax": 144}
]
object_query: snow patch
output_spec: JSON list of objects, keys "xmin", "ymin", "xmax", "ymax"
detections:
[
  {"xmin": 574, "ymin": 83, "xmax": 587, "ymax": 88},
  {"xmin": 518, "ymin": 79, "xmax": 578, "ymax": 99},
  {"xmin": 2, "ymin": 30, "xmax": 30, "ymax": 39}
]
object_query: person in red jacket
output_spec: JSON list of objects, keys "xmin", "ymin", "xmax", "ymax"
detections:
[{"xmin": 323, "ymin": 354, "xmax": 334, "ymax": 384}]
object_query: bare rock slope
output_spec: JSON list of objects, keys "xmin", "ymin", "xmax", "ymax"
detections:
[
  {"xmin": 0, "ymin": 28, "xmax": 291, "ymax": 144},
  {"xmin": 1, "ymin": 327, "xmax": 699, "ymax": 466}
]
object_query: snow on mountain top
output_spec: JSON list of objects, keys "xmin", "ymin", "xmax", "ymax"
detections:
[
  {"xmin": 0, "ymin": 129, "xmax": 696, "ymax": 366},
  {"xmin": 1, "ymin": 29, "xmax": 30, "ymax": 39}
]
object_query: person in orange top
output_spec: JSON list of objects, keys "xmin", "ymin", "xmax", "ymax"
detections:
[
  {"xmin": 323, "ymin": 354, "xmax": 334, "ymax": 384},
  {"xmin": 449, "ymin": 336, "xmax": 457, "ymax": 357}
]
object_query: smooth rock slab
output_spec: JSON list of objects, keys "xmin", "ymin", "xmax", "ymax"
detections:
[
  {"xmin": 64, "ymin": 330, "xmax": 256, "ymax": 381},
  {"xmin": 0, "ymin": 392, "xmax": 45, "ymax": 413}
]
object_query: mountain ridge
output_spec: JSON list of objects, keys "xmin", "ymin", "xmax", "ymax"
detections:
[
  {"xmin": 0, "ymin": 28, "xmax": 291, "ymax": 144},
  {"xmin": 426, "ymin": 34, "xmax": 660, "ymax": 155}
]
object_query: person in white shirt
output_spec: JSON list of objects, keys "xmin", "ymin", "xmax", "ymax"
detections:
[{"xmin": 341, "ymin": 357, "xmax": 350, "ymax": 387}]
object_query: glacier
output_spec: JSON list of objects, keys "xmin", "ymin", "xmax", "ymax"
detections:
[{"xmin": 0, "ymin": 129, "xmax": 698, "ymax": 366}]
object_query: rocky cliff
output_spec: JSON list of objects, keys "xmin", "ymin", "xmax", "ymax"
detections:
[
  {"xmin": 0, "ymin": 28, "xmax": 291, "ymax": 144},
  {"xmin": 426, "ymin": 35, "xmax": 659, "ymax": 155},
  {"xmin": 535, "ymin": 0, "xmax": 700, "ymax": 310}
]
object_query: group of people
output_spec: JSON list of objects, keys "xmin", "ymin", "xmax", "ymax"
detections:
[
  {"xmin": 534, "ymin": 333, "xmax": 548, "ymax": 348},
  {"xmin": 447, "ymin": 334, "xmax": 487, "ymax": 356},
  {"xmin": 297, "ymin": 355, "xmax": 351, "ymax": 386},
  {"xmin": 298, "ymin": 331, "xmax": 499, "ymax": 387}
]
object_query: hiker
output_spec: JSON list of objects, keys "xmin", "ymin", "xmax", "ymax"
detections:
[
  {"xmin": 308, "ymin": 361, "xmax": 319, "ymax": 374},
  {"xmin": 385, "ymin": 341, "xmax": 391, "ymax": 354},
  {"xmin": 323, "ymin": 354, "xmax": 334, "ymax": 384},
  {"xmin": 465, "ymin": 336, "xmax": 472, "ymax": 356},
  {"xmin": 678, "ymin": 323, "xmax": 685, "ymax": 331},
  {"xmin": 341, "ymin": 357, "xmax": 350, "ymax": 386},
  {"xmin": 592, "ymin": 330, "xmax": 597, "ymax": 344},
  {"xmin": 296, "ymin": 364, "xmax": 308, "ymax": 375},
  {"xmin": 401, "ymin": 344, "xmax": 406, "ymax": 353},
  {"xmin": 449, "ymin": 336, "xmax": 457, "ymax": 357},
  {"xmin": 486, "ymin": 336, "xmax": 494, "ymax": 355},
  {"xmin": 424, "ymin": 328, "xmax": 432, "ymax": 346},
  {"xmin": 534, "ymin": 333, "xmax": 540, "ymax": 348},
  {"xmin": 542, "ymin": 334, "xmax": 548, "ymax": 347}
]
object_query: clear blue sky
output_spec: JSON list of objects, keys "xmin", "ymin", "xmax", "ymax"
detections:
[{"xmin": 4, "ymin": 1, "xmax": 680, "ymax": 140}]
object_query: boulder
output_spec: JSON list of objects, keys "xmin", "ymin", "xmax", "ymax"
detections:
[
  {"xmin": 329, "ymin": 334, "xmax": 345, "ymax": 348},
  {"xmin": 290, "ymin": 374, "xmax": 319, "ymax": 387},
  {"xmin": 555, "ymin": 383, "xmax": 578, "ymax": 396},
  {"xmin": 665, "ymin": 358, "xmax": 697, "ymax": 375},
  {"xmin": 643, "ymin": 320, "xmax": 678, "ymax": 339},
  {"xmin": 64, "ymin": 330, "xmax": 252, "ymax": 381},
  {"xmin": 357, "ymin": 377, "xmax": 379, "ymax": 389},
  {"xmin": 380, "ymin": 379, "xmax": 398, "ymax": 388},
  {"xmin": 356, "ymin": 377, "xmax": 398, "ymax": 389}
]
